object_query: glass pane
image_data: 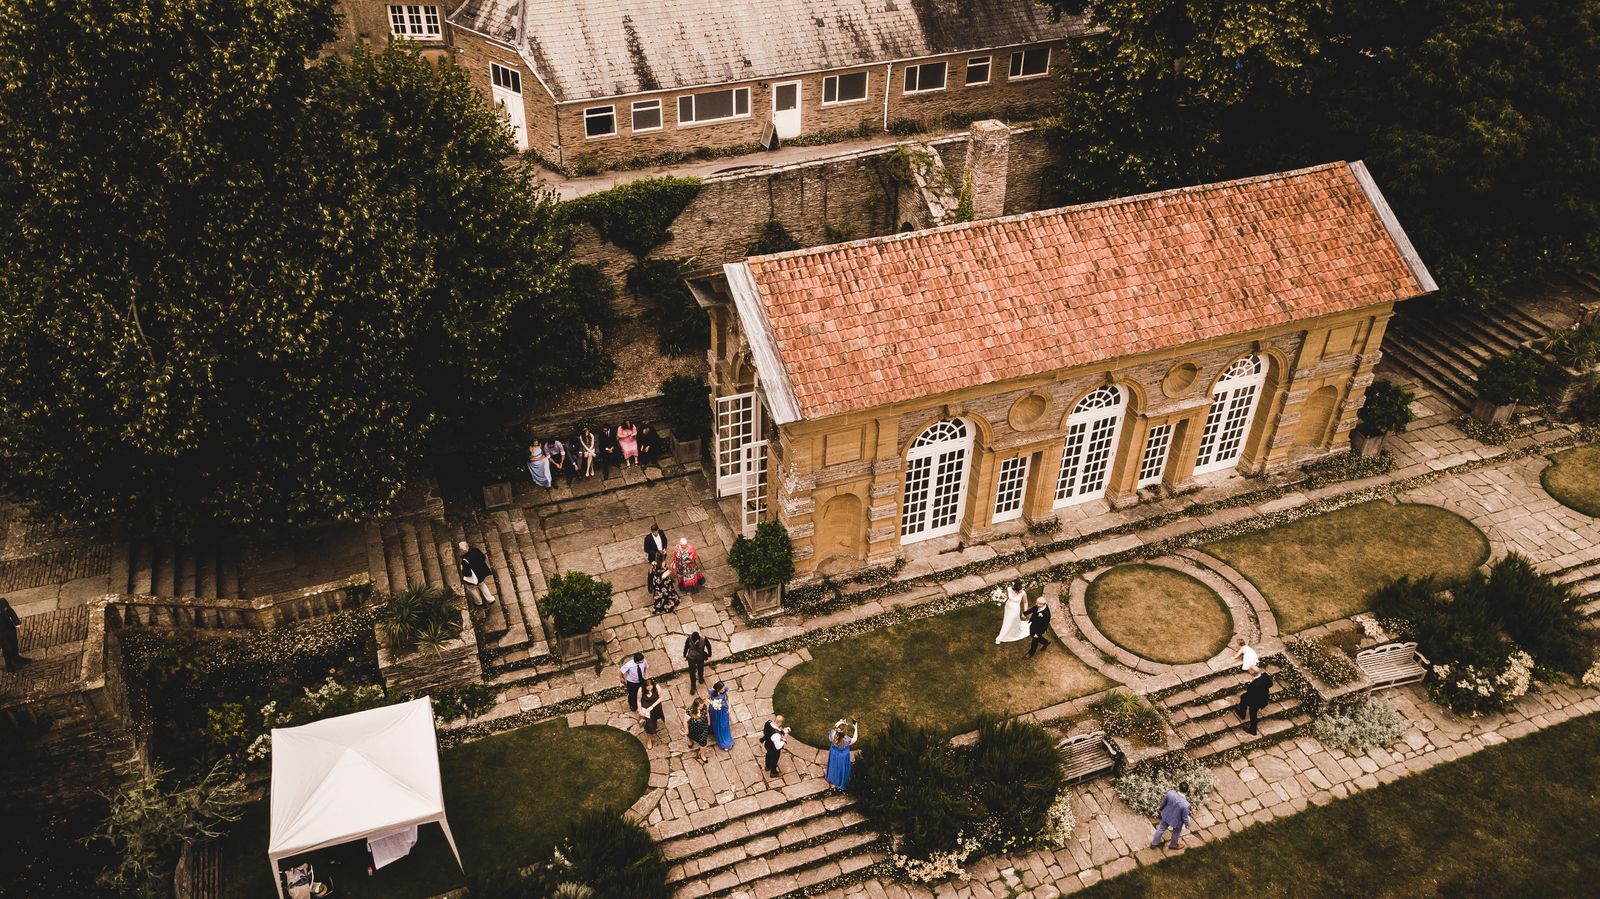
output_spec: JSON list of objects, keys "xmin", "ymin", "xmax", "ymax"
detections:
[
  {"xmin": 735, "ymin": 88, "xmax": 749, "ymax": 115},
  {"xmin": 678, "ymin": 96, "xmax": 693, "ymax": 122},
  {"xmin": 631, "ymin": 102, "xmax": 661, "ymax": 130},
  {"xmin": 775, "ymin": 83, "xmax": 797, "ymax": 111},
  {"xmin": 824, "ymin": 78, "xmax": 837, "ymax": 103},
  {"xmin": 584, "ymin": 109, "xmax": 615, "ymax": 137},
  {"xmin": 966, "ymin": 58, "xmax": 989, "ymax": 84}
]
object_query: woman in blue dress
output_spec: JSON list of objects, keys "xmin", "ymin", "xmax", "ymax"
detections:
[
  {"xmin": 707, "ymin": 681, "xmax": 734, "ymax": 750},
  {"xmin": 527, "ymin": 442, "xmax": 553, "ymax": 489},
  {"xmin": 825, "ymin": 718, "xmax": 858, "ymax": 790}
]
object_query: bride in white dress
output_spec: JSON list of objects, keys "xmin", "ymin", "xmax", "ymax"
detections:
[{"xmin": 995, "ymin": 579, "xmax": 1032, "ymax": 644}]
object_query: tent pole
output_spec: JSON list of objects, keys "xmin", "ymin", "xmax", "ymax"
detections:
[
  {"xmin": 438, "ymin": 817, "xmax": 465, "ymax": 871},
  {"xmin": 270, "ymin": 855, "xmax": 286, "ymax": 899}
]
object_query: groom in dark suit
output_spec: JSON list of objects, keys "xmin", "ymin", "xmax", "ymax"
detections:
[
  {"xmin": 1023, "ymin": 597, "xmax": 1052, "ymax": 658},
  {"xmin": 643, "ymin": 524, "xmax": 669, "ymax": 564}
]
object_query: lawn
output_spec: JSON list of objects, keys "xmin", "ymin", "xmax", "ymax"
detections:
[
  {"xmin": 771, "ymin": 602, "xmax": 1112, "ymax": 747},
  {"xmin": 1542, "ymin": 442, "xmax": 1600, "ymax": 517},
  {"xmin": 1084, "ymin": 564, "xmax": 1232, "ymax": 665},
  {"xmin": 1204, "ymin": 501, "xmax": 1489, "ymax": 633},
  {"xmin": 219, "ymin": 720, "xmax": 647, "ymax": 899},
  {"xmin": 1079, "ymin": 712, "xmax": 1600, "ymax": 898}
]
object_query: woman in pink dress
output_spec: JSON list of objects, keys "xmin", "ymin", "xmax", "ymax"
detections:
[
  {"xmin": 615, "ymin": 419, "xmax": 640, "ymax": 465},
  {"xmin": 674, "ymin": 537, "xmax": 705, "ymax": 590}
]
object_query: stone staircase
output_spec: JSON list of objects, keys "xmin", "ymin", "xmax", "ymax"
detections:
[
  {"xmin": 1382, "ymin": 301, "xmax": 1558, "ymax": 409},
  {"xmin": 118, "ymin": 538, "xmax": 242, "ymax": 599},
  {"xmin": 1154, "ymin": 665, "xmax": 1311, "ymax": 762},
  {"xmin": 1552, "ymin": 557, "xmax": 1600, "ymax": 622},
  {"xmin": 659, "ymin": 778, "xmax": 888, "ymax": 899}
]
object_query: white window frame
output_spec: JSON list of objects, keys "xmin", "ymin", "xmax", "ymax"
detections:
[
  {"xmin": 1009, "ymin": 47, "xmax": 1052, "ymax": 80},
  {"xmin": 822, "ymin": 72, "xmax": 870, "ymax": 106},
  {"xmin": 903, "ymin": 61, "xmax": 948, "ymax": 95},
  {"xmin": 490, "ymin": 63, "xmax": 522, "ymax": 95},
  {"xmin": 583, "ymin": 105, "xmax": 617, "ymax": 139},
  {"xmin": 388, "ymin": 4, "xmax": 441, "ymax": 40},
  {"xmin": 993, "ymin": 455, "xmax": 1029, "ymax": 523},
  {"xmin": 630, "ymin": 99, "xmax": 663, "ymax": 133},
  {"xmin": 677, "ymin": 87, "xmax": 751, "ymax": 126},
  {"xmin": 1054, "ymin": 385, "xmax": 1127, "ymax": 508},
  {"xmin": 901, "ymin": 419, "xmax": 973, "ymax": 544},
  {"xmin": 1194, "ymin": 355, "xmax": 1268, "ymax": 476},
  {"xmin": 965, "ymin": 56, "xmax": 992, "ymax": 86},
  {"xmin": 1137, "ymin": 423, "xmax": 1174, "ymax": 488}
]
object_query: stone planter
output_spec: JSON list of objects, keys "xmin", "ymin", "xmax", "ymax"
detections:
[
  {"xmin": 556, "ymin": 629, "xmax": 596, "ymax": 663},
  {"xmin": 673, "ymin": 435, "xmax": 703, "ymax": 464},
  {"xmin": 482, "ymin": 480, "xmax": 513, "ymax": 511},
  {"xmin": 375, "ymin": 605, "xmax": 482, "ymax": 695},
  {"xmin": 740, "ymin": 583, "xmax": 784, "ymax": 620},
  {"xmin": 1471, "ymin": 397, "xmax": 1516, "ymax": 424},
  {"xmin": 1349, "ymin": 430, "xmax": 1387, "ymax": 458}
]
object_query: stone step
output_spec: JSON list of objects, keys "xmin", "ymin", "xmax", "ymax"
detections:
[
  {"xmin": 1568, "ymin": 269, "xmax": 1600, "ymax": 298},
  {"xmin": 678, "ymin": 828, "xmax": 882, "ymax": 899},
  {"xmin": 1173, "ymin": 697, "xmax": 1300, "ymax": 739},
  {"xmin": 662, "ymin": 792, "xmax": 858, "ymax": 865},
  {"xmin": 1577, "ymin": 596, "xmax": 1600, "ymax": 621},
  {"xmin": 1154, "ymin": 666, "xmax": 1257, "ymax": 708},
  {"xmin": 1436, "ymin": 310, "xmax": 1530, "ymax": 358},
  {"xmin": 1403, "ymin": 316, "xmax": 1500, "ymax": 373},
  {"xmin": 1380, "ymin": 341, "xmax": 1473, "ymax": 409},
  {"xmin": 667, "ymin": 806, "xmax": 868, "ymax": 885},
  {"xmin": 1497, "ymin": 304, "xmax": 1558, "ymax": 342},
  {"xmin": 1386, "ymin": 331, "xmax": 1479, "ymax": 394},
  {"xmin": 1189, "ymin": 710, "xmax": 1312, "ymax": 761},
  {"xmin": 454, "ymin": 519, "xmax": 510, "ymax": 638},
  {"xmin": 1554, "ymin": 558, "xmax": 1600, "ymax": 590}
]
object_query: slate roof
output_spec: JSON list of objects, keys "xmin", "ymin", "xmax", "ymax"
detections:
[
  {"xmin": 726, "ymin": 162, "xmax": 1436, "ymax": 425},
  {"xmin": 449, "ymin": 0, "xmax": 1082, "ymax": 102}
]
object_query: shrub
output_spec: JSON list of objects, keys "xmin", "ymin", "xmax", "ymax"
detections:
[
  {"xmin": 747, "ymin": 220, "xmax": 804, "ymax": 256},
  {"xmin": 1430, "ymin": 650, "xmax": 1535, "ymax": 716},
  {"xmin": 1112, "ymin": 758, "xmax": 1216, "ymax": 818},
  {"xmin": 557, "ymin": 809, "xmax": 670, "ymax": 899},
  {"xmin": 430, "ymin": 682, "xmax": 500, "ymax": 722},
  {"xmin": 543, "ymin": 571, "xmax": 614, "ymax": 637},
  {"xmin": 1373, "ymin": 575, "xmax": 1508, "ymax": 672},
  {"xmin": 248, "ymin": 675, "xmax": 393, "ymax": 761},
  {"xmin": 1312, "ymin": 697, "xmax": 1408, "ymax": 753},
  {"xmin": 1090, "ymin": 690, "xmax": 1166, "ymax": 746},
  {"xmin": 728, "ymin": 519, "xmax": 795, "ymax": 588},
  {"xmin": 630, "ymin": 258, "xmax": 709, "ymax": 355},
  {"xmin": 1476, "ymin": 349, "xmax": 1544, "ymax": 405},
  {"xmin": 658, "ymin": 374, "xmax": 711, "ymax": 444},
  {"xmin": 1356, "ymin": 379, "xmax": 1415, "ymax": 436},
  {"xmin": 560, "ymin": 177, "xmax": 702, "ymax": 257},
  {"xmin": 87, "ymin": 762, "xmax": 247, "ymax": 899},
  {"xmin": 1285, "ymin": 636, "xmax": 1362, "ymax": 687},
  {"xmin": 376, "ymin": 584, "xmax": 463, "ymax": 656},
  {"xmin": 1485, "ymin": 553, "xmax": 1594, "ymax": 676},
  {"xmin": 1542, "ymin": 318, "xmax": 1600, "ymax": 370},
  {"xmin": 852, "ymin": 718, "xmax": 976, "ymax": 859},
  {"xmin": 967, "ymin": 717, "xmax": 1066, "ymax": 849}
]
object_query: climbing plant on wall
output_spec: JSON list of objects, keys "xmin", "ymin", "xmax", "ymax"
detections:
[{"xmin": 560, "ymin": 177, "xmax": 703, "ymax": 257}]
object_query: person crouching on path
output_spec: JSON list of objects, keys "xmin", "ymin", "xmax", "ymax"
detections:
[{"xmin": 1150, "ymin": 781, "xmax": 1192, "ymax": 850}]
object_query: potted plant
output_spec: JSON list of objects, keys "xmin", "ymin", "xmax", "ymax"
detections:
[
  {"xmin": 728, "ymin": 520, "xmax": 794, "ymax": 619},
  {"xmin": 542, "ymin": 571, "xmax": 613, "ymax": 661},
  {"xmin": 1351, "ymin": 378, "xmax": 1414, "ymax": 457},
  {"xmin": 659, "ymin": 374, "xmax": 712, "ymax": 463},
  {"xmin": 1473, "ymin": 349, "xmax": 1543, "ymax": 424}
]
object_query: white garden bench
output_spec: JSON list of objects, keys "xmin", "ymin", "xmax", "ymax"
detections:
[
  {"xmin": 1059, "ymin": 731, "xmax": 1122, "ymax": 784},
  {"xmin": 1356, "ymin": 641, "xmax": 1431, "ymax": 690}
]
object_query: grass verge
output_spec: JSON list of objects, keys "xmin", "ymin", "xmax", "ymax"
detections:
[
  {"xmin": 1541, "ymin": 442, "xmax": 1600, "ymax": 518},
  {"xmin": 1084, "ymin": 564, "xmax": 1233, "ymax": 665}
]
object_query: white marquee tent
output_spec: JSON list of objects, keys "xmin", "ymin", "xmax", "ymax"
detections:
[{"xmin": 267, "ymin": 697, "xmax": 462, "ymax": 899}]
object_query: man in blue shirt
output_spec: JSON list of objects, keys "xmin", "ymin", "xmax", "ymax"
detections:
[{"xmin": 1150, "ymin": 781, "xmax": 1192, "ymax": 850}]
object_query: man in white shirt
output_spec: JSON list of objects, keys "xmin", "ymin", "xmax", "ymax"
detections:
[{"xmin": 620, "ymin": 653, "xmax": 648, "ymax": 711}]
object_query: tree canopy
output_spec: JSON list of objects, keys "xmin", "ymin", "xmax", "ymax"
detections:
[
  {"xmin": 1047, "ymin": 0, "xmax": 1600, "ymax": 305},
  {"xmin": 0, "ymin": 0, "xmax": 608, "ymax": 533}
]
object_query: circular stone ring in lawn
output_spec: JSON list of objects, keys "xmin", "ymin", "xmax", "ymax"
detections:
[
  {"xmin": 1076, "ymin": 561, "xmax": 1240, "ymax": 671},
  {"xmin": 1542, "ymin": 443, "xmax": 1600, "ymax": 518}
]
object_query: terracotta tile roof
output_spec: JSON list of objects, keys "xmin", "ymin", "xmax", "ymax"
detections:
[{"xmin": 731, "ymin": 162, "xmax": 1432, "ymax": 423}]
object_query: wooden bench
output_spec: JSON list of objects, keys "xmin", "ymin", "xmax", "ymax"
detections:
[
  {"xmin": 1059, "ymin": 731, "xmax": 1123, "ymax": 784},
  {"xmin": 1356, "ymin": 641, "xmax": 1430, "ymax": 690}
]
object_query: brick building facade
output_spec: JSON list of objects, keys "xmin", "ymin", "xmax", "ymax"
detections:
[
  {"xmin": 329, "ymin": 0, "xmax": 458, "ymax": 54},
  {"xmin": 690, "ymin": 163, "xmax": 1438, "ymax": 580}
]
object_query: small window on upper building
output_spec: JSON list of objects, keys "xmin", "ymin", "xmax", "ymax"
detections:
[
  {"xmin": 631, "ymin": 99, "xmax": 663, "ymax": 132},
  {"xmin": 677, "ymin": 87, "xmax": 751, "ymax": 124},
  {"xmin": 388, "ymin": 4, "xmax": 441, "ymax": 40},
  {"xmin": 965, "ymin": 56, "xmax": 991, "ymax": 86},
  {"xmin": 903, "ymin": 61, "xmax": 947, "ymax": 94},
  {"xmin": 584, "ymin": 106, "xmax": 617, "ymax": 138},
  {"xmin": 823, "ymin": 72, "xmax": 870, "ymax": 105},
  {"xmin": 490, "ymin": 63, "xmax": 521, "ymax": 94},
  {"xmin": 1009, "ymin": 47, "xmax": 1051, "ymax": 80}
]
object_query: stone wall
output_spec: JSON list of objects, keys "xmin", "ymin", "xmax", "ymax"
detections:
[{"xmin": 375, "ymin": 605, "xmax": 484, "ymax": 695}]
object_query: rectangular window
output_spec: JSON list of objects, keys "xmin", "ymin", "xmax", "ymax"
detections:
[
  {"xmin": 677, "ymin": 87, "xmax": 750, "ymax": 125},
  {"xmin": 993, "ymin": 456, "xmax": 1029, "ymax": 522},
  {"xmin": 822, "ymin": 72, "xmax": 870, "ymax": 105},
  {"xmin": 1138, "ymin": 423, "xmax": 1174, "ymax": 487},
  {"xmin": 388, "ymin": 5, "xmax": 441, "ymax": 39},
  {"xmin": 965, "ymin": 56, "xmax": 991, "ymax": 86},
  {"xmin": 490, "ymin": 63, "xmax": 521, "ymax": 94},
  {"xmin": 903, "ymin": 61, "xmax": 948, "ymax": 94},
  {"xmin": 583, "ymin": 106, "xmax": 617, "ymax": 138},
  {"xmin": 1009, "ymin": 47, "xmax": 1051, "ymax": 79},
  {"xmin": 630, "ymin": 99, "xmax": 662, "ymax": 132}
]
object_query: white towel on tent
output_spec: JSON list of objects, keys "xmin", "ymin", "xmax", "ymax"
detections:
[{"xmin": 367, "ymin": 825, "xmax": 419, "ymax": 870}]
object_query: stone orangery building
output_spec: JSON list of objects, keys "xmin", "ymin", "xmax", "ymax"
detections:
[{"xmin": 691, "ymin": 162, "xmax": 1437, "ymax": 579}]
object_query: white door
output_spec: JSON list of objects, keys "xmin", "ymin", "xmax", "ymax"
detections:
[
  {"xmin": 992, "ymin": 455, "xmax": 1030, "ymax": 523},
  {"xmin": 716, "ymin": 392, "xmax": 759, "ymax": 496},
  {"xmin": 490, "ymin": 65, "xmax": 528, "ymax": 151},
  {"xmin": 740, "ymin": 440, "xmax": 769, "ymax": 537},
  {"xmin": 901, "ymin": 419, "xmax": 973, "ymax": 543},
  {"xmin": 1195, "ymin": 355, "xmax": 1267, "ymax": 475},
  {"xmin": 772, "ymin": 81, "xmax": 802, "ymax": 139},
  {"xmin": 1054, "ymin": 386, "xmax": 1127, "ymax": 507}
]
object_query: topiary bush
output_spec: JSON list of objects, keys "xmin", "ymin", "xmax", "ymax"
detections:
[
  {"xmin": 658, "ymin": 374, "xmax": 711, "ymax": 443},
  {"xmin": 376, "ymin": 584, "xmax": 463, "ymax": 656},
  {"xmin": 1356, "ymin": 378, "xmax": 1415, "ymax": 436},
  {"xmin": 543, "ymin": 571, "xmax": 614, "ymax": 637},
  {"xmin": 1477, "ymin": 349, "xmax": 1544, "ymax": 405},
  {"xmin": 728, "ymin": 519, "xmax": 795, "ymax": 588}
]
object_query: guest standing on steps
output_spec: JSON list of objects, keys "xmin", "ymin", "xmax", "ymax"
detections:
[
  {"xmin": 1236, "ymin": 664, "xmax": 1274, "ymax": 735},
  {"xmin": 684, "ymin": 632, "xmax": 713, "ymax": 692},
  {"xmin": 456, "ymin": 542, "xmax": 497, "ymax": 607},
  {"xmin": 620, "ymin": 652, "xmax": 648, "ymax": 711},
  {"xmin": 1023, "ymin": 596, "xmax": 1052, "ymax": 658},
  {"xmin": 707, "ymin": 681, "xmax": 734, "ymax": 750},
  {"xmin": 1149, "ymin": 781, "xmax": 1192, "ymax": 850}
]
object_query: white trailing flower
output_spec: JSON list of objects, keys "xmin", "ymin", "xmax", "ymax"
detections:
[
  {"xmin": 1583, "ymin": 661, "xmax": 1600, "ymax": 689},
  {"xmin": 1041, "ymin": 788, "xmax": 1077, "ymax": 848},
  {"xmin": 1352, "ymin": 614, "xmax": 1388, "ymax": 641},
  {"xmin": 890, "ymin": 834, "xmax": 981, "ymax": 883},
  {"xmin": 1113, "ymin": 761, "xmax": 1216, "ymax": 818}
]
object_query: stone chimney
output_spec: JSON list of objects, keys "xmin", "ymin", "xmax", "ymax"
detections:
[{"xmin": 962, "ymin": 120, "xmax": 1011, "ymax": 220}]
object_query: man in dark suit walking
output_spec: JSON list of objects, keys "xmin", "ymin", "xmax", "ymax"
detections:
[
  {"xmin": 643, "ymin": 524, "xmax": 669, "ymax": 564},
  {"xmin": 1236, "ymin": 665, "xmax": 1273, "ymax": 735},
  {"xmin": 1023, "ymin": 596, "xmax": 1052, "ymax": 658},
  {"xmin": 761, "ymin": 715, "xmax": 789, "ymax": 778}
]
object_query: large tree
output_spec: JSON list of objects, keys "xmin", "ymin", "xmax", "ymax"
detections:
[{"xmin": 0, "ymin": 0, "xmax": 607, "ymax": 532}]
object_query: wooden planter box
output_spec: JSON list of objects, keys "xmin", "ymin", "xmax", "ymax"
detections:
[
  {"xmin": 482, "ymin": 480, "xmax": 513, "ymax": 511},
  {"xmin": 556, "ymin": 629, "xmax": 596, "ymax": 663},
  {"xmin": 740, "ymin": 583, "xmax": 784, "ymax": 620},
  {"xmin": 1349, "ymin": 430, "xmax": 1387, "ymax": 458},
  {"xmin": 1471, "ymin": 397, "xmax": 1517, "ymax": 425}
]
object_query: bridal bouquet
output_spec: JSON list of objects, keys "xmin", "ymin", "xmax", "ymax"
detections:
[{"xmin": 710, "ymin": 698, "xmax": 725, "ymax": 711}]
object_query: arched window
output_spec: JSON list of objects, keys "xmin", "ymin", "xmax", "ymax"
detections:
[
  {"xmin": 1054, "ymin": 385, "xmax": 1127, "ymax": 507},
  {"xmin": 901, "ymin": 419, "xmax": 973, "ymax": 542},
  {"xmin": 1195, "ymin": 355, "xmax": 1267, "ymax": 474}
]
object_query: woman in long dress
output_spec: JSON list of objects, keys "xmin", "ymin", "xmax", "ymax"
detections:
[
  {"xmin": 674, "ymin": 537, "xmax": 705, "ymax": 590},
  {"xmin": 649, "ymin": 555, "xmax": 681, "ymax": 614},
  {"xmin": 707, "ymin": 681, "xmax": 734, "ymax": 750},
  {"xmin": 825, "ymin": 719, "xmax": 858, "ymax": 790},
  {"xmin": 616, "ymin": 419, "xmax": 640, "ymax": 466},
  {"xmin": 526, "ymin": 442, "xmax": 553, "ymax": 489},
  {"xmin": 995, "ymin": 579, "xmax": 1031, "ymax": 644},
  {"xmin": 682, "ymin": 696, "xmax": 711, "ymax": 762}
]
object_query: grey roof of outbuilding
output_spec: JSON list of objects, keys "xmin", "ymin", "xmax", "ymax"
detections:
[{"xmin": 449, "ymin": 0, "xmax": 1083, "ymax": 102}]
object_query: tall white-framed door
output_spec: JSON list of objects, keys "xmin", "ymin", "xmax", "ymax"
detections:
[
  {"xmin": 715, "ymin": 392, "xmax": 759, "ymax": 497},
  {"xmin": 900, "ymin": 419, "xmax": 973, "ymax": 544},
  {"xmin": 489, "ymin": 63, "xmax": 528, "ymax": 150},
  {"xmin": 992, "ymin": 455, "xmax": 1030, "ymax": 523},
  {"xmin": 1194, "ymin": 355, "xmax": 1267, "ymax": 475},
  {"xmin": 1054, "ymin": 385, "xmax": 1127, "ymax": 507},
  {"xmin": 772, "ymin": 81, "xmax": 802, "ymax": 139},
  {"xmin": 740, "ymin": 440, "xmax": 769, "ymax": 537}
]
